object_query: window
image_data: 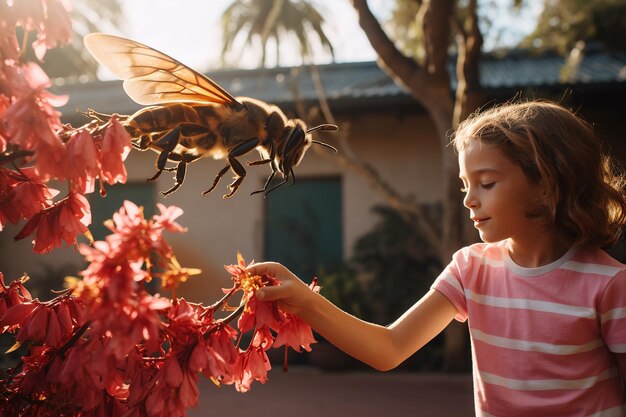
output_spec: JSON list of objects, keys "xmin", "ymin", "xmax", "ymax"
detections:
[{"xmin": 264, "ymin": 177, "xmax": 343, "ymax": 279}]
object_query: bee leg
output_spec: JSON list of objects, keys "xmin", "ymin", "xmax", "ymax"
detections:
[
  {"xmin": 223, "ymin": 137, "xmax": 260, "ymax": 198},
  {"xmin": 202, "ymin": 165, "xmax": 230, "ymax": 196},
  {"xmin": 147, "ymin": 150, "xmax": 171, "ymax": 181},
  {"xmin": 133, "ymin": 134, "xmax": 155, "ymax": 151},
  {"xmin": 161, "ymin": 161, "xmax": 186, "ymax": 196},
  {"xmin": 264, "ymin": 168, "xmax": 295, "ymax": 196},
  {"xmin": 160, "ymin": 152, "xmax": 201, "ymax": 196},
  {"xmin": 251, "ymin": 169, "xmax": 276, "ymax": 196},
  {"xmin": 250, "ymin": 143, "xmax": 277, "ymax": 195},
  {"xmin": 147, "ymin": 127, "xmax": 181, "ymax": 182}
]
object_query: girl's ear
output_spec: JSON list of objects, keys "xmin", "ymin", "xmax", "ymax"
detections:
[{"xmin": 531, "ymin": 179, "xmax": 551, "ymax": 208}]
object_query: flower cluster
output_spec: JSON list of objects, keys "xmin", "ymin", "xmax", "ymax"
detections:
[
  {"xmin": 0, "ymin": 1, "xmax": 132, "ymax": 253},
  {"xmin": 0, "ymin": 201, "xmax": 317, "ymax": 417}
]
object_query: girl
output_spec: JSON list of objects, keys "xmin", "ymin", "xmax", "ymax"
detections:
[{"xmin": 248, "ymin": 101, "xmax": 626, "ymax": 416}]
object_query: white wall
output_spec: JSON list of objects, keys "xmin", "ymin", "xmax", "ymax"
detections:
[{"xmin": 0, "ymin": 109, "xmax": 443, "ymax": 304}]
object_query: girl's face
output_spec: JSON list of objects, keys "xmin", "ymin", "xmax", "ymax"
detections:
[{"xmin": 458, "ymin": 140, "xmax": 546, "ymax": 245}]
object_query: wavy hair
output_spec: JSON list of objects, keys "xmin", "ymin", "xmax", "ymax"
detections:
[{"xmin": 452, "ymin": 100, "xmax": 626, "ymax": 248}]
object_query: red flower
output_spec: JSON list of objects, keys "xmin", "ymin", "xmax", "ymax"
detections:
[
  {"xmin": 65, "ymin": 129, "xmax": 99, "ymax": 193},
  {"xmin": 31, "ymin": 0, "xmax": 72, "ymax": 60},
  {"xmin": 236, "ymin": 335, "xmax": 271, "ymax": 392},
  {"xmin": 99, "ymin": 115, "xmax": 131, "ymax": 186},
  {"xmin": 8, "ymin": 167, "xmax": 57, "ymax": 219},
  {"xmin": 0, "ymin": 273, "xmax": 32, "ymax": 319},
  {"xmin": 273, "ymin": 314, "xmax": 317, "ymax": 352},
  {"xmin": 2, "ymin": 62, "xmax": 67, "ymax": 153},
  {"xmin": 0, "ymin": 96, "xmax": 9, "ymax": 151},
  {"xmin": 15, "ymin": 192, "xmax": 91, "ymax": 253}
]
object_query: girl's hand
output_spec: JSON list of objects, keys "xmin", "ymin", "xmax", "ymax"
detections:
[{"xmin": 248, "ymin": 262, "xmax": 317, "ymax": 316}]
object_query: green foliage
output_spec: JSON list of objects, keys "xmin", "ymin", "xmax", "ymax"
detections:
[
  {"xmin": 352, "ymin": 205, "xmax": 442, "ymax": 325},
  {"xmin": 26, "ymin": 0, "xmax": 124, "ymax": 80},
  {"xmin": 316, "ymin": 264, "xmax": 370, "ymax": 319},
  {"xmin": 520, "ymin": 0, "xmax": 626, "ymax": 54},
  {"xmin": 220, "ymin": 0, "xmax": 334, "ymax": 67}
]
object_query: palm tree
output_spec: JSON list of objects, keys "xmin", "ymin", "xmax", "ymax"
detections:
[
  {"xmin": 35, "ymin": 0, "xmax": 124, "ymax": 79},
  {"xmin": 220, "ymin": 0, "xmax": 334, "ymax": 67}
]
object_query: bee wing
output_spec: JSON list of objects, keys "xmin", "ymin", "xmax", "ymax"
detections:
[{"xmin": 84, "ymin": 33, "xmax": 243, "ymax": 108}]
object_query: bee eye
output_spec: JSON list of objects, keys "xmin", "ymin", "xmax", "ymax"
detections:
[{"xmin": 284, "ymin": 127, "xmax": 305, "ymax": 154}]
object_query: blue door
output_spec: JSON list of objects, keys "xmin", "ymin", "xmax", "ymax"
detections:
[{"xmin": 264, "ymin": 177, "xmax": 343, "ymax": 280}]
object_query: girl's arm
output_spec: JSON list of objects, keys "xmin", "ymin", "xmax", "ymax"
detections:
[{"xmin": 250, "ymin": 262, "xmax": 458, "ymax": 371}]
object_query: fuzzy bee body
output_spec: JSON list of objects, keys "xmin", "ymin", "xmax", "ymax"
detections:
[{"xmin": 83, "ymin": 34, "xmax": 337, "ymax": 198}]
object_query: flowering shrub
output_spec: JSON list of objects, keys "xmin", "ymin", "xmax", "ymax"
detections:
[
  {"xmin": 1, "ymin": 0, "xmax": 131, "ymax": 254},
  {"xmin": 0, "ymin": 201, "xmax": 317, "ymax": 417},
  {"xmin": 0, "ymin": 2, "xmax": 317, "ymax": 416}
]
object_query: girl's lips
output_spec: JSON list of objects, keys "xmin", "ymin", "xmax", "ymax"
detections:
[{"xmin": 472, "ymin": 217, "xmax": 490, "ymax": 226}]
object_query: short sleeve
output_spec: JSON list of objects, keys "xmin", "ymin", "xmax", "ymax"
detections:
[
  {"xmin": 599, "ymin": 270, "xmax": 626, "ymax": 353},
  {"xmin": 431, "ymin": 248, "xmax": 470, "ymax": 322}
]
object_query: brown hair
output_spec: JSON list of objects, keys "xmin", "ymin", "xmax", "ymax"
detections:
[{"xmin": 452, "ymin": 100, "xmax": 626, "ymax": 248}]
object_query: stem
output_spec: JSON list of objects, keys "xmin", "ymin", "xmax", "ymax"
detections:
[
  {"xmin": 0, "ymin": 150, "xmax": 35, "ymax": 166},
  {"xmin": 283, "ymin": 346, "xmax": 288, "ymax": 372},
  {"xmin": 57, "ymin": 321, "xmax": 90, "ymax": 358},
  {"xmin": 208, "ymin": 287, "xmax": 238, "ymax": 312},
  {"xmin": 203, "ymin": 302, "xmax": 246, "ymax": 339}
]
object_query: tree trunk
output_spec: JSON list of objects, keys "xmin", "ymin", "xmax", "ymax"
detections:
[{"xmin": 350, "ymin": 0, "xmax": 492, "ymax": 372}]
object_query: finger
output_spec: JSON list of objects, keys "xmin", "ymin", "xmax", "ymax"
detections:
[
  {"xmin": 256, "ymin": 284, "xmax": 289, "ymax": 302},
  {"xmin": 247, "ymin": 261, "xmax": 281, "ymax": 277}
]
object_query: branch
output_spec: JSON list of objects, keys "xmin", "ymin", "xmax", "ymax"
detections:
[
  {"xmin": 452, "ymin": 0, "xmax": 485, "ymax": 127},
  {"xmin": 349, "ymin": 0, "xmax": 422, "ymax": 95},
  {"xmin": 295, "ymin": 65, "xmax": 442, "ymax": 254},
  {"xmin": 350, "ymin": 0, "xmax": 453, "ymax": 139},
  {"xmin": 0, "ymin": 150, "xmax": 34, "ymax": 165},
  {"xmin": 313, "ymin": 143, "xmax": 442, "ymax": 254}
]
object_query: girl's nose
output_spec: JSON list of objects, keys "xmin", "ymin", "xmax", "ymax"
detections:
[{"xmin": 463, "ymin": 189, "xmax": 478, "ymax": 209}]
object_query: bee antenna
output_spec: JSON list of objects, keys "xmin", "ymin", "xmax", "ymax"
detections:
[
  {"xmin": 306, "ymin": 124, "xmax": 338, "ymax": 133},
  {"xmin": 311, "ymin": 140, "xmax": 338, "ymax": 153}
]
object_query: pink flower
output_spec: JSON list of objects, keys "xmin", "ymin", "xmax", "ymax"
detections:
[
  {"xmin": 0, "ymin": 273, "xmax": 32, "ymax": 319},
  {"xmin": 31, "ymin": 0, "xmax": 72, "ymax": 60},
  {"xmin": 32, "ymin": 139, "xmax": 68, "ymax": 180},
  {"xmin": 0, "ymin": 96, "xmax": 9, "ymax": 151},
  {"xmin": 15, "ymin": 192, "xmax": 91, "ymax": 253},
  {"xmin": 0, "ymin": 3, "xmax": 19, "ymax": 61},
  {"xmin": 0, "ymin": 301, "xmax": 37, "ymax": 333},
  {"xmin": 2, "ymin": 63, "xmax": 67, "ymax": 154},
  {"xmin": 153, "ymin": 203, "xmax": 187, "ymax": 233},
  {"xmin": 9, "ymin": 167, "xmax": 57, "ymax": 219},
  {"xmin": 145, "ymin": 355, "xmax": 200, "ymax": 417},
  {"xmin": 273, "ymin": 314, "xmax": 317, "ymax": 352},
  {"xmin": 237, "ymin": 292, "xmax": 280, "ymax": 334},
  {"xmin": 99, "ymin": 115, "xmax": 131, "ymax": 186},
  {"xmin": 65, "ymin": 129, "xmax": 99, "ymax": 193},
  {"xmin": 10, "ymin": 0, "xmax": 45, "ymax": 32},
  {"xmin": 101, "ymin": 201, "xmax": 187, "ymax": 263},
  {"xmin": 236, "ymin": 338, "xmax": 271, "ymax": 392}
]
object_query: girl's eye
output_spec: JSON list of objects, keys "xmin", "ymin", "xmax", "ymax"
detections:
[
  {"xmin": 460, "ymin": 187, "xmax": 468, "ymax": 193},
  {"xmin": 481, "ymin": 182, "xmax": 495, "ymax": 189}
]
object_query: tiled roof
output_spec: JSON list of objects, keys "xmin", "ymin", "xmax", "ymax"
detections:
[{"xmin": 55, "ymin": 50, "xmax": 626, "ymax": 120}]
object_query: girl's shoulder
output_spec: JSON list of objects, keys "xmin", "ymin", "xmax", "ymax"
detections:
[
  {"xmin": 569, "ymin": 246, "xmax": 626, "ymax": 277},
  {"xmin": 454, "ymin": 241, "xmax": 507, "ymax": 264}
]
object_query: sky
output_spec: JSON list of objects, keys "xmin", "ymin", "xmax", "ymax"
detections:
[
  {"xmin": 96, "ymin": 0, "xmax": 542, "ymax": 76},
  {"xmin": 113, "ymin": 0, "xmax": 388, "ymax": 73}
]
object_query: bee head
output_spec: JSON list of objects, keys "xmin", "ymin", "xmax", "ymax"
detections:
[{"xmin": 277, "ymin": 120, "xmax": 338, "ymax": 175}]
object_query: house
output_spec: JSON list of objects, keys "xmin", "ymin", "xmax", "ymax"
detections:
[{"xmin": 1, "ymin": 50, "xmax": 625, "ymax": 304}]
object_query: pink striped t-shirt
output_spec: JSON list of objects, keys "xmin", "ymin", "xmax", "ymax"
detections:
[{"xmin": 432, "ymin": 241, "xmax": 626, "ymax": 417}]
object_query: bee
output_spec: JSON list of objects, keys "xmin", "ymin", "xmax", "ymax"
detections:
[{"xmin": 83, "ymin": 33, "xmax": 337, "ymax": 198}]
